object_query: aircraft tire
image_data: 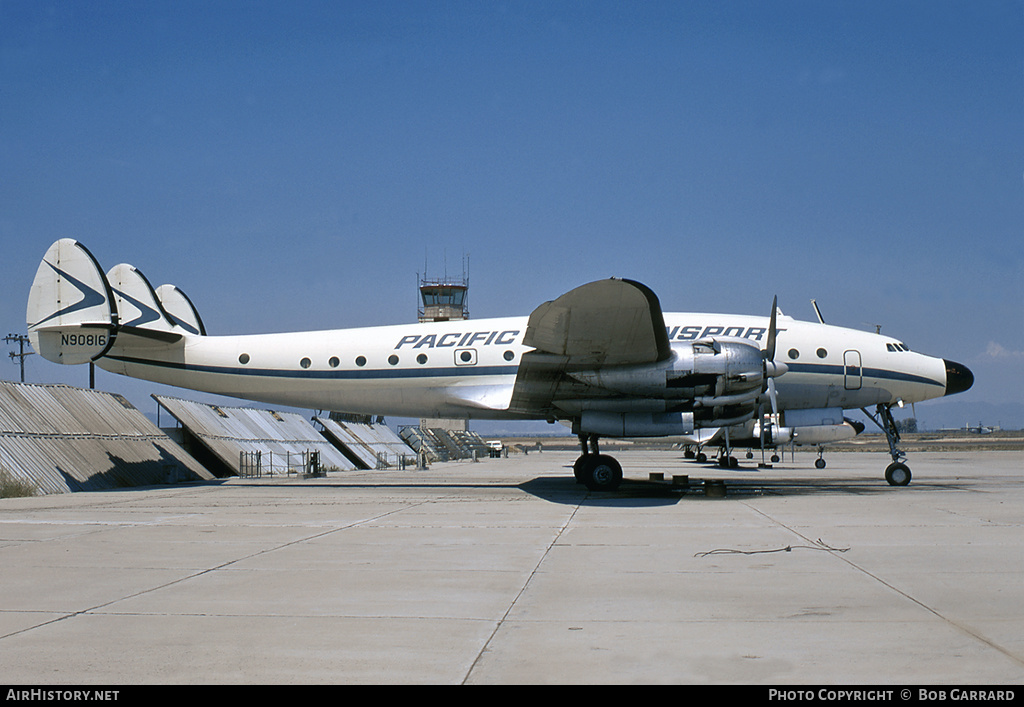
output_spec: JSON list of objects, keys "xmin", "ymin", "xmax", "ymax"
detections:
[
  {"xmin": 815, "ymin": 458, "xmax": 827, "ymax": 469},
  {"xmin": 581, "ymin": 454, "xmax": 622, "ymax": 492},
  {"xmin": 885, "ymin": 462, "xmax": 912, "ymax": 486},
  {"xmin": 573, "ymin": 455, "xmax": 588, "ymax": 484}
]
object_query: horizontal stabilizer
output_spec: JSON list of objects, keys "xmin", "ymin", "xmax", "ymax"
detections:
[
  {"xmin": 156, "ymin": 284, "xmax": 207, "ymax": 336},
  {"xmin": 27, "ymin": 239, "xmax": 117, "ymax": 364}
]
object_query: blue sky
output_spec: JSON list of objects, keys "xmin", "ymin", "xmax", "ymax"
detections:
[{"xmin": 2, "ymin": 1, "xmax": 1022, "ymax": 428}]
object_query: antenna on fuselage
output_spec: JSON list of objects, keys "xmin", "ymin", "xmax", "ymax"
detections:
[{"xmin": 811, "ymin": 299, "xmax": 825, "ymax": 324}]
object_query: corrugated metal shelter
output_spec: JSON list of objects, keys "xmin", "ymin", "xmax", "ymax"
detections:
[
  {"xmin": 154, "ymin": 395, "xmax": 356, "ymax": 476},
  {"xmin": 313, "ymin": 416, "xmax": 416, "ymax": 469},
  {"xmin": 435, "ymin": 428, "xmax": 492, "ymax": 459},
  {"xmin": 0, "ymin": 380, "xmax": 213, "ymax": 495},
  {"xmin": 396, "ymin": 426, "xmax": 492, "ymax": 463},
  {"xmin": 398, "ymin": 426, "xmax": 450, "ymax": 463}
]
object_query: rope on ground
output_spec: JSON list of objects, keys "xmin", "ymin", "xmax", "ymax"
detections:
[{"xmin": 694, "ymin": 538, "xmax": 850, "ymax": 558}]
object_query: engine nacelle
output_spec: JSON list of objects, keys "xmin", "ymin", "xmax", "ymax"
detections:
[
  {"xmin": 781, "ymin": 407, "xmax": 845, "ymax": 427},
  {"xmin": 569, "ymin": 339, "xmax": 767, "ymax": 400},
  {"xmin": 751, "ymin": 409, "xmax": 866, "ymax": 446},
  {"xmin": 790, "ymin": 422, "xmax": 860, "ymax": 445},
  {"xmin": 752, "ymin": 420, "xmax": 794, "ymax": 445},
  {"xmin": 576, "ymin": 411, "xmax": 695, "ymax": 438}
]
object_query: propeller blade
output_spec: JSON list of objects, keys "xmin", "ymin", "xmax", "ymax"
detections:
[
  {"xmin": 765, "ymin": 295, "xmax": 778, "ymax": 362},
  {"xmin": 767, "ymin": 377, "xmax": 779, "ymax": 416},
  {"xmin": 758, "ymin": 402, "xmax": 766, "ymax": 450}
]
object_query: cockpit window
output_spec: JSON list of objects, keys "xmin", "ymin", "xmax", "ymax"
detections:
[{"xmin": 887, "ymin": 342, "xmax": 911, "ymax": 352}]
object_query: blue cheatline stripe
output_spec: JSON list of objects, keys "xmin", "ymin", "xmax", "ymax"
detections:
[
  {"xmin": 105, "ymin": 354, "xmax": 942, "ymax": 388},
  {"xmin": 104, "ymin": 354, "xmax": 519, "ymax": 381},
  {"xmin": 785, "ymin": 362, "xmax": 943, "ymax": 388}
]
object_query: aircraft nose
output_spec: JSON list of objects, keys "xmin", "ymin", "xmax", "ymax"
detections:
[{"xmin": 943, "ymin": 359, "xmax": 974, "ymax": 396}]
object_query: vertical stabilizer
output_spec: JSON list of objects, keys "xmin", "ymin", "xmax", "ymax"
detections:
[
  {"xmin": 156, "ymin": 284, "xmax": 207, "ymax": 335},
  {"xmin": 27, "ymin": 239, "xmax": 118, "ymax": 364},
  {"xmin": 107, "ymin": 263, "xmax": 175, "ymax": 334}
]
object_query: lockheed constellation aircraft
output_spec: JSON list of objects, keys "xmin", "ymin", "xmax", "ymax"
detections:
[{"xmin": 27, "ymin": 239, "xmax": 973, "ymax": 491}]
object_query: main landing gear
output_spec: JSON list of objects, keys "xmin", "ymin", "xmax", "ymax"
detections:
[
  {"xmin": 682, "ymin": 445, "xmax": 709, "ymax": 463},
  {"xmin": 862, "ymin": 403, "xmax": 912, "ymax": 486},
  {"xmin": 574, "ymin": 434, "xmax": 623, "ymax": 492}
]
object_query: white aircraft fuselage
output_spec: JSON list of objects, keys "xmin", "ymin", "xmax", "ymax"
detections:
[
  {"xmin": 27, "ymin": 239, "xmax": 973, "ymax": 489},
  {"xmin": 96, "ymin": 312, "xmax": 954, "ymax": 419}
]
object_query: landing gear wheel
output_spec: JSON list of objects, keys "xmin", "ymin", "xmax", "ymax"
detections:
[
  {"xmin": 885, "ymin": 462, "xmax": 912, "ymax": 486},
  {"xmin": 815, "ymin": 458, "xmax": 827, "ymax": 469},
  {"xmin": 580, "ymin": 454, "xmax": 622, "ymax": 492},
  {"xmin": 573, "ymin": 455, "xmax": 588, "ymax": 483}
]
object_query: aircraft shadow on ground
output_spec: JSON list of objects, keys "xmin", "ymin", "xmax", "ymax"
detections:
[
  {"xmin": 517, "ymin": 462, "xmax": 959, "ymax": 506},
  {"xmin": 228, "ymin": 463, "xmax": 959, "ymax": 507}
]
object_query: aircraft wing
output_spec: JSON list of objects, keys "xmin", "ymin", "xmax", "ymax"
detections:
[{"xmin": 508, "ymin": 278, "xmax": 671, "ymax": 417}]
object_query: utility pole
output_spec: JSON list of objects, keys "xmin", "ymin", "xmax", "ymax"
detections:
[{"xmin": 5, "ymin": 334, "xmax": 33, "ymax": 383}]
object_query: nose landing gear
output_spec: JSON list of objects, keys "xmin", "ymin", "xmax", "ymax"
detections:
[{"xmin": 862, "ymin": 403, "xmax": 912, "ymax": 486}]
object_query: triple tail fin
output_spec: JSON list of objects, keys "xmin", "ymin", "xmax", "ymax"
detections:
[{"xmin": 27, "ymin": 239, "xmax": 205, "ymax": 366}]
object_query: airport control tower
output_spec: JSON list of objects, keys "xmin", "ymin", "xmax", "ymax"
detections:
[
  {"xmin": 418, "ymin": 267, "xmax": 469, "ymax": 431},
  {"xmin": 418, "ymin": 278, "xmax": 468, "ymax": 322}
]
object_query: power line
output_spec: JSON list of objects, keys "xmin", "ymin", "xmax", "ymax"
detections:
[{"xmin": 5, "ymin": 334, "xmax": 33, "ymax": 383}]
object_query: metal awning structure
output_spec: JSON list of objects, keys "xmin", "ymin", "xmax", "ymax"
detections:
[
  {"xmin": 154, "ymin": 395, "xmax": 356, "ymax": 476},
  {"xmin": 397, "ymin": 425, "xmax": 492, "ymax": 463},
  {"xmin": 313, "ymin": 416, "xmax": 415, "ymax": 469},
  {"xmin": 0, "ymin": 380, "xmax": 213, "ymax": 495}
]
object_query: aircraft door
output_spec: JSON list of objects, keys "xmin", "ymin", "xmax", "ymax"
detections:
[{"xmin": 844, "ymin": 350, "xmax": 862, "ymax": 390}]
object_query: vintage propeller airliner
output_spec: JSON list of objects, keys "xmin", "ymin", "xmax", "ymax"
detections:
[{"xmin": 27, "ymin": 239, "xmax": 973, "ymax": 490}]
